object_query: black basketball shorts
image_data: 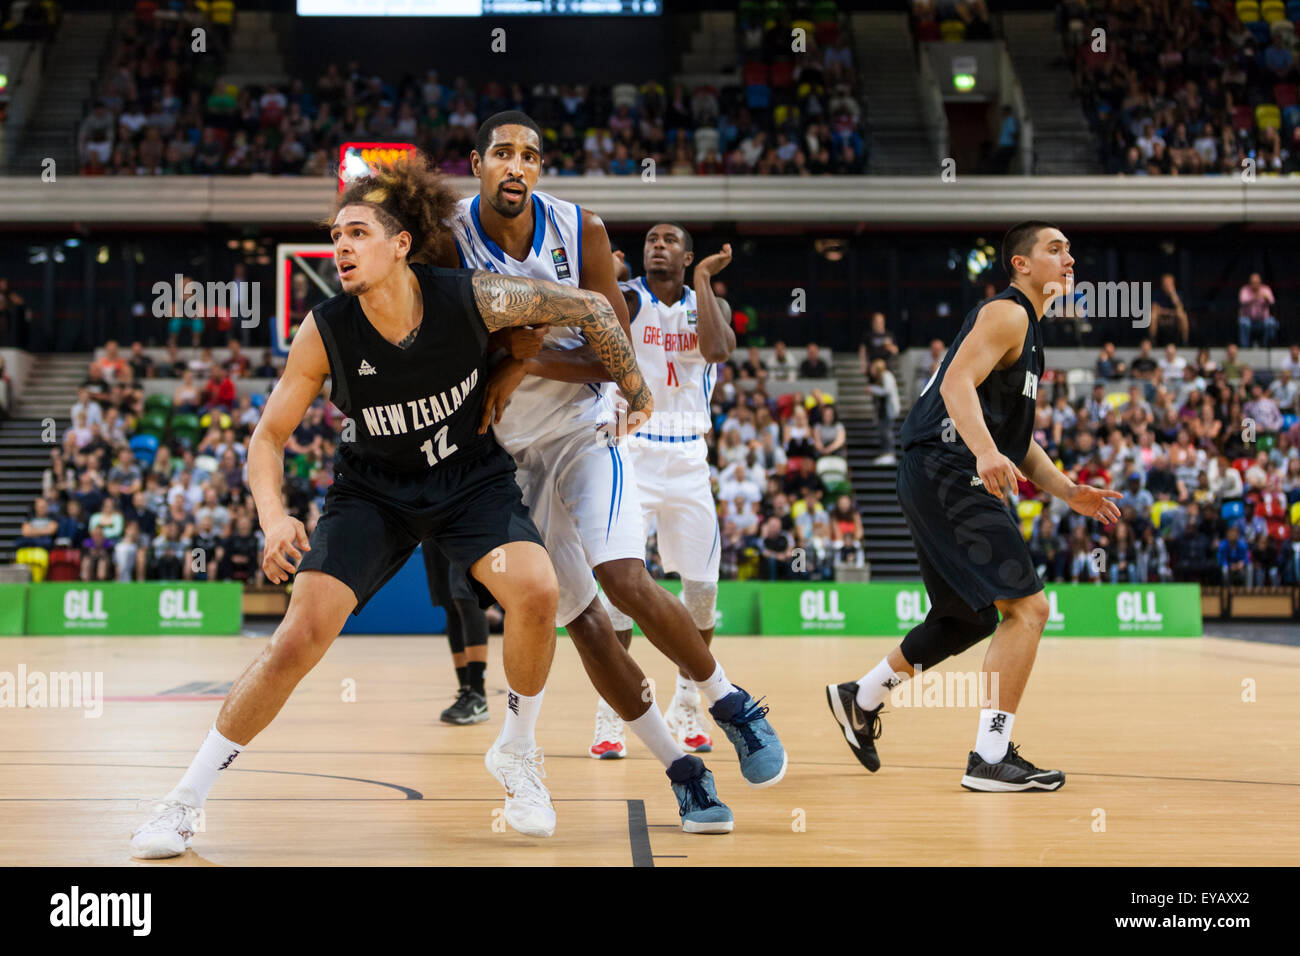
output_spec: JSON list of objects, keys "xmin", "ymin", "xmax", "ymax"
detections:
[
  {"xmin": 896, "ymin": 444, "xmax": 1044, "ymax": 615},
  {"xmin": 297, "ymin": 442, "xmax": 545, "ymax": 613}
]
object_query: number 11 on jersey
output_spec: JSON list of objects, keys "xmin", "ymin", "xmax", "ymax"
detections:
[
  {"xmin": 420, "ymin": 425, "xmax": 459, "ymax": 466},
  {"xmin": 666, "ymin": 361, "xmax": 679, "ymax": 388}
]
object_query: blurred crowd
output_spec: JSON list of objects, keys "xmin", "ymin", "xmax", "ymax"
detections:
[
  {"xmin": 78, "ymin": 1, "xmax": 868, "ymax": 177},
  {"xmin": 703, "ymin": 343, "xmax": 863, "ymax": 581},
  {"xmin": 1023, "ymin": 337, "xmax": 1300, "ymax": 585}
]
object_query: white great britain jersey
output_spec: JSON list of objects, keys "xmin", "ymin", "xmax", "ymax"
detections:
[
  {"xmin": 448, "ymin": 190, "xmax": 610, "ymax": 454},
  {"xmin": 619, "ymin": 276, "xmax": 715, "ymax": 441}
]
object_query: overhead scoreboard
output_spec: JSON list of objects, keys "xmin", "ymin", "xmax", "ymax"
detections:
[{"xmin": 298, "ymin": 1, "xmax": 659, "ymax": 14}]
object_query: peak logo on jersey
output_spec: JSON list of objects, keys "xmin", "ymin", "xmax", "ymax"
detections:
[
  {"xmin": 359, "ymin": 359, "xmax": 377, "ymax": 376},
  {"xmin": 550, "ymin": 246, "xmax": 571, "ymax": 281}
]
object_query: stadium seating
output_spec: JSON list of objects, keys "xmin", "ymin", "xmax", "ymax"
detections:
[{"xmin": 130, "ymin": 434, "xmax": 159, "ymax": 467}]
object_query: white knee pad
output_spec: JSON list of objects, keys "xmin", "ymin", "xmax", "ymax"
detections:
[
  {"xmin": 599, "ymin": 587, "xmax": 635, "ymax": 633},
  {"xmin": 680, "ymin": 579, "xmax": 718, "ymax": 631}
]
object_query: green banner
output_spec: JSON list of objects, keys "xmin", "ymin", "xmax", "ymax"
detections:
[
  {"xmin": 24, "ymin": 582, "xmax": 243, "ymax": 636},
  {"xmin": 759, "ymin": 582, "xmax": 1203, "ymax": 637},
  {"xmin": 574, "ymin": 580, "xmax": 762, "ymax": 637},
  {"xmin": 0, "ymin": 584, "xmax": 26, "ymax": 636}
]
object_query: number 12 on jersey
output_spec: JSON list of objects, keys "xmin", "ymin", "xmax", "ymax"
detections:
[{"xmin": 420, "ymin": 425, "xmax": 459, "ymax": 467}]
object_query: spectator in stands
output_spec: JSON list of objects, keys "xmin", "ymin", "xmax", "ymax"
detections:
[
  {"xmin": 799, "ymin": 342, "xmax": 830, "ymax": 378},
  {"xmin": 173, "ymin": 368, "xmax": 201, "ymax": 415},
  {"xmin": 17, "ymin": 498, "xmax": 57, "ymax": 550},
  {"xmin": 1268, "ymin": 368, "xmax": 1297, "ymax": 413},
  {"xmin": 812, "ymin": 405, "xmax": 846, "ymax": 458},
  {"xmin": 150, "ymin": 520, "xmax": 187, "ymax": 580},
  {"xmin": 1151, "ymin": 274, "xmax": 1189, "ymax": 345},
  {"xmin": 226, "ymin": 338, "xmax": 250, "ymax": 377},
  {"xmin": 740, "ymin": 346, "xmax": 767, "ymax": 385},
  {"xmin": 202, "ymin": 363, "xmax": 236, "ymax": 411},
  {"xmin": 1096, "ymin": 341, "xmax": 1126, "ymax": 380},
  {"xmin": 859, "ymin": 312, "xmax": 900, "ymax": 373},
  {"xmin": 866, "ymin": 358, "xmax": 900, "ymax": 465},
  {"xmin": 783, "ymin": 405, "xmax": 816, "ymax": 459},
  {"xmin": 769, "ymin": 341, "xmax": 797, "ymax": 381},
  {"xmin": 1105, "ymin": 521, "xmax": 1138, "ymax": 583},
  {"xmin": 758, "ymin": 515, "xmax": 794, "ymax": 581},
  {"xmin": 829, "ymin": 494, "xmax": 864, "ymax": 564},
  {"xmin": 89, "ymin": 496, "xmax": 124, "ymax": 542},
  {"xmin": 1218, "ymin": 525, "xmax": 1251, "ymax": 586},
  {"xmin": 55, "ymin": 498, "xmax": 87, "ymax": 547},
  {"xmin": 1130, "ymin": 338, "xmax": 1159, "ymax": 382},
  {"xmin": 1238, "ymin": 273, "xmax": 1278, "ymax": 348},
  {"xmin": 113, "ymin": 521, "xmax": 147, "ymax": 582},
  {"xmin": 1280, "ymin": 525, "xmax": 1300, "ymax": 585},
  {"xmin": 127, "ymin": 341, "xmax": 154, "ymax": 381},
  {"xmin": 80, "ymin": 525, "xmax": 114, "ymax": 581}
]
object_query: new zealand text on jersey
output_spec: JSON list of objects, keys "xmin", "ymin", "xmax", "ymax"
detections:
[
  {"xmin": 642, "ymin": 325, "xmax": 698, "ymax": 352},
  {"xmin": 359, "ymin": 368, "xmax": 479, "ymax": 438}
]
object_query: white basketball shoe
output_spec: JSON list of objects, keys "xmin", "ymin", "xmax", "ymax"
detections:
[
  {"xmin": 484, "ymin": 738, "xmax": 556, "ymax": 837},
  {"xmin": 130, "ymin": 799, "xmax": 200, "ymax": 859}
]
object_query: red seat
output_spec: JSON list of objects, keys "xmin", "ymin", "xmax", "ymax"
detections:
[
  {"xmin": 815, "ymin": 21, "xmax": 840, "ymax": 45},
  {"xmin": 47, "ymin": 549, "xmax": 81, "ymax": 582},
  {"xmin": 1275, "ymin": 83, "xmax": 1298, "ymax": 107},
  {"xmin": 769, "ymin": 60, "xmax": 795, "ymax": 88},
  {"xmin": 1233, "ymin": 104, "xmax": 1256, "ymax": 131},
  {"xmin": 1269, "ymin": 519, "xmax": 1291, "ymax": 542},
  {"xmin": 1260, "ymin": 491, "xmax": 1287, "ymax": 518},
  {"xmin": 1232, "ymin": 456, "xmax": 1254, "ymax": 474},
  {"xmin": 744, "ymin": 62, "xmax": 769, "ymax": 86}
]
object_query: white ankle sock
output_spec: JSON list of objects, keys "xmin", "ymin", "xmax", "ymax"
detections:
[
  {"xmin": 696, "ymin": 663, "xmax": 737, "ymax": 704},
  {"xmin": 627, "ymin": 703, "xmax": 688, "ymax": 769},
  {"xmin": 496, "ymin": 685, "xmax": 544, "ymax": 748},
  {"xmin": 167, "ymin": 724, "xmax": 244, "ymax": 808},
  {"xmin": 856, "ymin": 658, "xmax": 910, "ymax": 711},
  {"xmin": 974, "ymin": 708, "xmax": 1015, "ymax": 763}
]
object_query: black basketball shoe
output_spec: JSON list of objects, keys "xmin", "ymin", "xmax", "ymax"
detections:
[
  {"xmin": 440, "ymin": 686, "xmax": 489, "ymax": 725},
  {"xmin": 961, "ymin": 742, "xmax": 1064, "ymax": 791},
  {"xmin": 825, "ymin": 681, "xmax": 884, "ymax": 772}
]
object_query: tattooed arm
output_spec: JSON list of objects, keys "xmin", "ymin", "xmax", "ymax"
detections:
[{"xmin": 471, "ymin": 270, "xmax": 652, "ymax": 420}]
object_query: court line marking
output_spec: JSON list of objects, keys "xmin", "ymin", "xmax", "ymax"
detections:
[
  {"xmin": 627, "ymin": 798, "xmax": 653, "ymax": 868},
  {"xmin": 793, "ymin": 760, "xmax": 1300, "ymax": 787},
  {"xmin": 0, "ymin": 762, "xmax": 423, "ymax": 799}
]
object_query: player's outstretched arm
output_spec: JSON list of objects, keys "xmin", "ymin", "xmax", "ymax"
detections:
[
  {"xmin": 248, "ymin": 312, "xmax": 329, "ymax": 582},
  {"xmin": 692, "ymin": 243, "xmax": 737, "ymax": 362},
  {"xmin": 1021, "ymin": 440, "xmax": 1123, "ymax": 523},
  {"xmin": 471, "ymin": 271, "xmax": 652, "ymax": 419}
]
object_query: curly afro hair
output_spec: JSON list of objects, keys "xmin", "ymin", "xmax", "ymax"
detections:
[{"xmin": 327, "ymin": 150, "xmax": 460, "ymax": 265}]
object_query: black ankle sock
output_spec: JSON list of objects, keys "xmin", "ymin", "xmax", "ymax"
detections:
[
  {"xmin": 467, "ymin": 661, "xmax": 486, "ymax": 696},
  {"xmin": 455, "ymin": 665, "xmax": 469, "ymax": 690}
]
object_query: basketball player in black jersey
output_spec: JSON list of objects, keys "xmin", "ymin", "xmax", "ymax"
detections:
[
  {"xmin": 827, "ymin": 222, "xmax": 1122, "ymax": 791},
  {"xmin": 130, "ymin": 153, "xmax": 653, "ymax": 856}
]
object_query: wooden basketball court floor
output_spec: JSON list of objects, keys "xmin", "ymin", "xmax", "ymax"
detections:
[{"xmin": 1, "ymin": 632, "xmax": 1297, "ymax": 866}]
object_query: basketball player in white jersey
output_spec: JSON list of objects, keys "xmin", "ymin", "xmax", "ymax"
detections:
[
  {"xmin": 598, "ymin": 224, "xmax": 734, "ymax": 754},
  {"xmin": 445, "ymin": 112, "xmax": 786, "ymax": 831}
]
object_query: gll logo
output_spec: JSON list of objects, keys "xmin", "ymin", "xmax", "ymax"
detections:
[
  {"xmin": 64, "ymin": 589, "xmax": 108, "ymax": 624},
  {"xmin": 800, "ymin": 590, "xmax": 845, "ymax": 624},
  {"xmin": 159, "ymin": 589, "xmax": 203, "ymax": 623},
  {"xmin": 895, "ymin": 589, "xmax": 931, "ymax": 624}
]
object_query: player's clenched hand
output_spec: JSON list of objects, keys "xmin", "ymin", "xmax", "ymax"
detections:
[
  {"xmin": 479, "ymin": 358, "xmax": 527, "ymax": 434},
  {"xmin": 505, "ymin": 325, "xmax": 547, "ymax": 360},
  {"xmin": 975, "ymin": 451, "xmax": 1027, "ymax": 502},
  {"xmin": 262, "ymin": 515, "xmax": 310, "ymax": 584},
  {"xmin": 1066, "ymin": 483, "xmax": 1123, "ymax": 524}
]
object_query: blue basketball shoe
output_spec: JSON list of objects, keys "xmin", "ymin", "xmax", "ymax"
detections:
[
  {"xmin": 667, "ymin": 754, "xmax": 734, "ymax": 833},
  {"xmin": 709, "ymin": 686, "xmax": 787, "ymax": 787}
]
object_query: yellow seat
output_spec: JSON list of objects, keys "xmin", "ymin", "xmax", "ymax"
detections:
[
  {"xmin": 1237, "ymin": 1, "xmax": 1261, "ymax": 23},
  {"xmin": 16, "ymin": 546, "xmax": 49, "ymax": 583},
  {"xmin": 940, "ymin": 19, "xmax": 966, "ymax": 41},
  {"xmin": 1290, "ymin": 500, "xmax": 1300, "ymax": 525},
  {"xmin": 1151, "ymin": 500, "xmax": 1178, "ymax": 529},
  {"xmin": 1105, "ymin": 391, "xmax": 1129, "ymax": 409},
  {"xmin": 1256, "ymin": 104, "xmax": 1282, "ymax": 130},
  {"xmin": 1018, "ymin": 499, "xmax": 1043, "ymax": 540}
]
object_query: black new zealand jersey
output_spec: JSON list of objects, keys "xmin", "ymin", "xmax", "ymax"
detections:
[
  {"xmin": 900, "ymin": 285, "xmax": 1045, "ymax": 466},
  {"xmin": 311, "ymin": 263, "xmax": 490, "ymax": 477}
]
